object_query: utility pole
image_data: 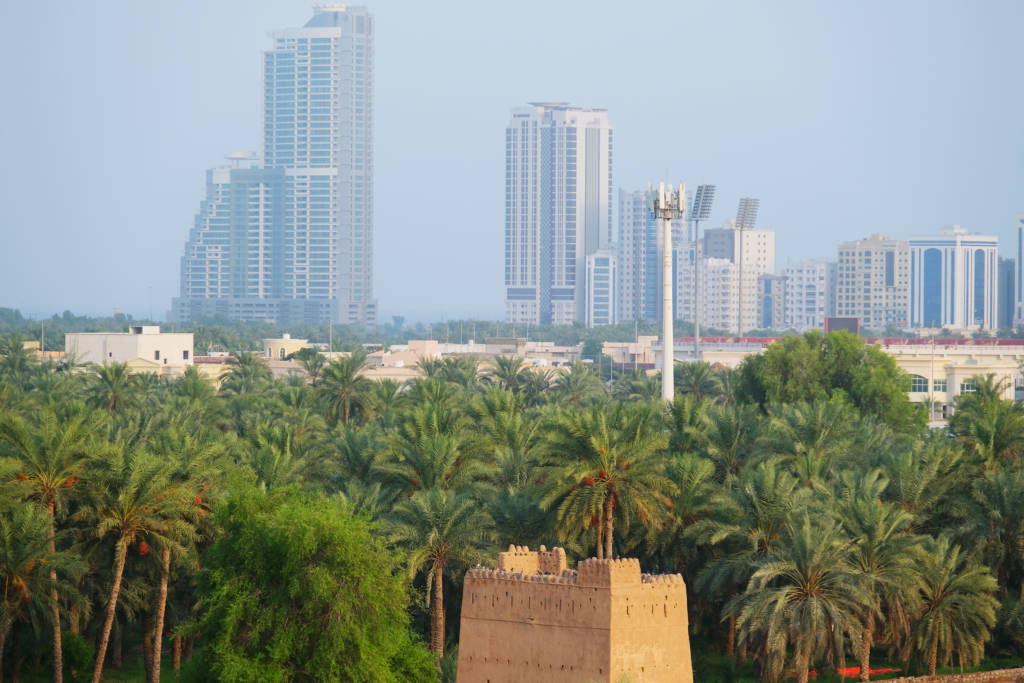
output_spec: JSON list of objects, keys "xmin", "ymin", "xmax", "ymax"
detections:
[{"xmin": 652, "ymin": 182, "xmax": 686, "ymax": 403}]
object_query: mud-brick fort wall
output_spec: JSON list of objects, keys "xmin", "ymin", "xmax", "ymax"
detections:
[{"xmin": 456, "ymin": 545, "xmax": 693, "ymax": 683}]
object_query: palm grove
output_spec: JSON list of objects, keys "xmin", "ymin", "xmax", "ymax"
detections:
[{"xmin": 0, "ymin": 330, "xmax": 1023, "ymax": 682}]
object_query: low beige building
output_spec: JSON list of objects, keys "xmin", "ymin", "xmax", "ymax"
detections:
[
  {"xmin": 263, "ymin": 334, "xmax": 309, "ymax": 360},
  {"xmin": 457, "ymin": 545, "xmax": 692, "ymax": 683},
  {"xmin": 66, "ymin": 326, "xmax": 193, "ymax": 377},
  {"xmin": 886, "ymin": 344, "xmax": 1018, "ymax": 417}
]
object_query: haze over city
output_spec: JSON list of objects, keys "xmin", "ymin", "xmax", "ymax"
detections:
[{"xmin": 1, "ymin": 0, "xmax": 1022, "ymax": 321}]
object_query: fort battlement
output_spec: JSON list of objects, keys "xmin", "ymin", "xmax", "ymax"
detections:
[
  {"xmin": 497, "ymin": 544, "xmax": 568, "ymax": 575},
  {"xmin": 457, "ymin": 544, "xmax": 693, "ymax": 683}
]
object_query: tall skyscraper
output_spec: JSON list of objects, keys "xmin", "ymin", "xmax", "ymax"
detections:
[
  {"xmin": 835, "ymin": 234, "xmax": 909, "ymax": 331},
  {"xmin": 504, "ymin": 103, "xmax": 612, "ymax": 325},
  {"xmin": 908, "ymin": 226, "xmax": 998, "ymax": 331},
  {"xmin": 173, "ymin": 5, "xmax": 375, "ymax": 325},
  {"xmin": 617, "ymin": 188, "xmax": 684, "ymax": 323}
]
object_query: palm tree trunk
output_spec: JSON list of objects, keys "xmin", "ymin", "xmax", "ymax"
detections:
[
  {"xmin": 603, "ymin": 495, "xmax": 614, "ymax": 559},
  {"xmin": 928, "ymin": 631, "xmax": 939, "ymax": 676},
  {"xmin": 859, "ymin": 614, "xmax": 873, "ymax": 683},
  {"xmin": 46, "ymin": 499, "xmax": 63, "ymax": 683},
  {"xmin": 172, "ymin": 636, "xmax": 182, "ymax": 672},
  {"xmin": 91, "ymin": 539, "xmax": 128, "ymax": 683},
  {"xmin": 595, "ymin": 517, "xmax": 604, "ymax": 559},
  {"xmin": 430, "ymin": 561, "xmax": 445, "ymax": 657},
  {"xmin": 142, "ymin": 613, "xmax": 153, "ymax": 678},
  {"xmin": 797, "ymin": 650, "xmax": 810, "ymax": 683},
  {"xmin": 69, "ymin": 604, "xmax": 79, "ymax": 634},
  {"xmin": 111, "ymin": 619, "xmax": 122, "ymax": 670},
  {"xmin": 150, "ymin": 545, "xmax": 171, "ymax": 683},
  {"xmin": 726, "ymin": 615, "xmax": 736, "ymax": 657},
  {"xmin": 0, "ymin": 618, "xmax": 11, "ymax": 683}
]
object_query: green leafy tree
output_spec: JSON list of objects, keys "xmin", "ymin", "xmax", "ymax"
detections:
[
  {"xmin": 743, "ymin": 330, "xmax": 923, "ymax": 433},
  {"xmin": 196, "ymin": 490, "xmax": 437, "ymax": 682}
]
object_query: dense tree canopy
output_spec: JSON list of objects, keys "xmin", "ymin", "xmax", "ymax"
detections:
[{"xmin": 0, "ymin": 326, "xmax": 1021, "ymax": 682}]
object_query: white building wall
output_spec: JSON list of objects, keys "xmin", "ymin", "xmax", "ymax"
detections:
[
  {"xmin": 66, "ymin": 330, "xmax": 194, "ymax": 368},
  {"xmin": 782, "ymin": 259, "xmax": 836, "ymax": 331}
]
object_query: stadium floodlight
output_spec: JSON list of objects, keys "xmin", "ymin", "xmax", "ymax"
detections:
[
  {"xmin": 736, "ymin": 197, "xmax": 760, "ymax": 230},
  {"xmin": 652, "ymin": 182, "xmax": 687, "ymax": 403},
  {"xmin": 735, "ymin": 197, "xmax": 761, "ymax": 335},
  {"xmin": 688, "ymin": 184, "xmax": 716, "ymax": 361}
]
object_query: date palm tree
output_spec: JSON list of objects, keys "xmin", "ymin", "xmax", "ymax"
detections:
[
  {"xmin": 837, "ymin": 469, "xmax": 925, "ymax": 681},
  {"xmin": 540, "ymin": 403, "xmax": 673, "ymax": 558},
  {"xmin": 699, "ymin": 402, "xmax": 761, "ymax": 484},
  {"xmin": 219, "ymin": 351, "xmax": 272, "ymax": 396},
  {"xmin": 553, "ymin": 361, "xmax": 605, "ymax": 407},
  {"xmin": 913, "ymin": 535, "xmax": 998, "ymax": 675},
  {"xmin": 674, "ymin": 361, "xmax": 723, "ymax": 402},
  {"xmin": 486, "ymin": 356, "xmax": 529, "ymax": 395},
  {"xmin": 0, "ymin": 501, "xmax": 85, "ymax": 683},
  {"xmin": 729, "ymin": 514, "xmax": 865, "ymax": 683},
  {"xmin": 376, "ymin": 402, "xmax": 484, "ymax": 494},
  {"xmin": 387, "ymin": 488, "xmax": 492, "ymax": 657},
  {"xmin": 79, "ymin": 443, "xmax": 195, "ymax": 683},
  {"xmin": 695, "ymin": 462, "xmax": 807, "ymax": 658},
  {"xmin": 759, "ymin": 398, "xmax": 855, "ymax": 489},
  {"xmin": 92, "ymin": 362, "xmax": 135, "ymax": 413},
  {"xmin": 319, "ymin": 351, "xmax": 374, "ymax": 425},
  {"xmin": 0, "ymin": 408, "xmax": 97, "ymax": 683}
]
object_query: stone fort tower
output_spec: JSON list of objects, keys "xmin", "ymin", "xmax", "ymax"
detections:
[{"xmin": 456, "ymin": 545, "xmax": 693, "ymax": 683}]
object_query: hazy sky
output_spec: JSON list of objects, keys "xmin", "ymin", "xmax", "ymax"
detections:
[{"xmin": 1, "ymin": 1, "xmax": 1022, "ymax": 321}]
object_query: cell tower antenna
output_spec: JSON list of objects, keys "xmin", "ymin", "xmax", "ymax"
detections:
[{"xmin": 651, "ymin": 183, "xmax": 686, "ymax": 403}]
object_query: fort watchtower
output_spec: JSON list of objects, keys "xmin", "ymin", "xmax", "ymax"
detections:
[{"xmin": 456, "ymin": 545, "xmax": 693, "ymax": 683}]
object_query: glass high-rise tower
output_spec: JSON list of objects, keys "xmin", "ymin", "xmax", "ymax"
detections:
[
  {"xmin": 173, "ymin": 5, "xmax": 376, "ymax": 325},
  {"xmin": 504, "ymin": 103, "xmax": 612, "ymax": 326}
]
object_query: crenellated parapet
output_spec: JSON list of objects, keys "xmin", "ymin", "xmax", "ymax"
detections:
[
  {"xmin": 576, "ymin": 557, "xmax": 641, "ymax": 587},
  {"xmin": 496, "ymin": 544, "xmax": 568, "ymax": 575}
]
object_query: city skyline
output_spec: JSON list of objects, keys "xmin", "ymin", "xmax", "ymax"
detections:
[{"xmin": 1, "ymin": 1, "xmax": 1023, "ymax": 321}]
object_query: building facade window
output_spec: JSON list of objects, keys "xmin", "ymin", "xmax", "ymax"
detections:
[{"xmin": 910, "ymin": 375, "xmax": 928, "ymax": 392}]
